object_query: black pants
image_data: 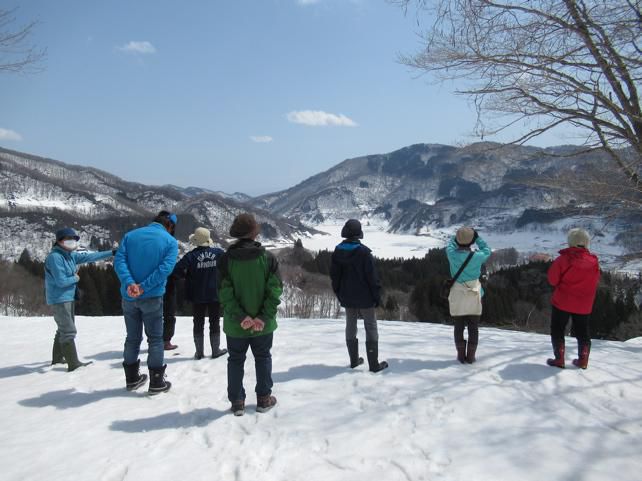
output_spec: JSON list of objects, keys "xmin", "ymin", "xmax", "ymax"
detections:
[
  {"xmin": 162, "ymin": 278, "xmax": 177, "ymax": 342},
  {"xmin": 550, "ymin": 305, "xmax": 591, "ymax": 345},
  {"xmin": 454, "ymin": 315, "xmax": 479, "ymax": 345},
  {"xmin": 227, "ymin": 333, "xmax": 273, "ymax": 402},
  {"xmin": 193, "ymin": 302, "xmax": 220, "ymax": 338}
]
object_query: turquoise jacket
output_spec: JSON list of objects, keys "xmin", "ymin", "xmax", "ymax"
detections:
[
  {"xmin": 44, "ymin": 245, "xmax": 113, "ymax": 305},
  {"xmin": 114, "ymin": 222, "xmax": 178, "ymax": 300},
  {"xmin": 446, "ymin": 236, "xmax": 491, "ymax": 293}
]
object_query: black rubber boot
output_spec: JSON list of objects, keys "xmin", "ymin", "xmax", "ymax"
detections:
[
  {"xmin": 365, "ymin": 340, "xmax": 388, "ymax": 373},
  {"xmin": 123, "ymin": 359, "xmax": 148, "ymax": 391},
  {"xmin": 210, "ymin": 334, "xmax": 228, "ymax": 359},
  {"xmin": 148, "ymin": 365, "xmax": 171, "ymax": 395},
  {"xmin": 194, "ymin": 336, "xmax": 205, "ymax": 360},
  {"xmin": 61, "ymin": 340, "xmax": 92, "ymax": 372},
  {"xmin": 346, "ymin": 338, "xmax": 364, "ymax": 368},
  {"xmin": 456, "ymin": 340, "xmax": 467, "ymax": 364},
  {"xmin": 466, "ymin": 342, "xmax": 478, "ymax": 364},
  {"xmin": 51, "ymin": 333, "xmax": 65, "ymax": 365}
]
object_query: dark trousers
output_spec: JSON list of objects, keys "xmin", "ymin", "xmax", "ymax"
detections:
[
  {"xmin": 550, "ymin": 305, "xmax": 591, "ymax": 346},
  {"xmin": 162, "ymin": 278, "xmax": 177, "ymax": 342},
  {"xmin": 226, "ymin": 333, "xmax": 273, "ymax": 402},
  {"xmin": 454, "ymin": 315, "xmax": 479, "ymax": 345},
  {"xmin": 193, "ymin": 302, "xmax": 220, "ymax": 338}
]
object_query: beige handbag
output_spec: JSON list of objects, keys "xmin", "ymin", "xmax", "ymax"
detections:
[{"xmin": 448, "ymin": 279, "xmax": 482, "ymax": 316}]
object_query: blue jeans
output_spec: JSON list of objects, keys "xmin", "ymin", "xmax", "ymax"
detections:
[
  {"xmin": 227, "ymin": 333, "xmax": 273, "ymax": 402},
  {"xmin": 122, "ymin": 297, "xmax": 164, "ymax": 369}
]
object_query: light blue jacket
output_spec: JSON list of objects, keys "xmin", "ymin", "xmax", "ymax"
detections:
[
  {"xmin": 446, "ymin": 236, "xmax": 491, "ymax": 293},
  {"xmin": 44, "ymin": 245, "xmax": 113, "ymax": 305},
  {"xmin": 114, "ymin": 222, "xmax": 178, "ymax": 301}
]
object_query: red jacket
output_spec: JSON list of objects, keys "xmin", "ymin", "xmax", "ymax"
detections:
[{"xmin": 548, "ymin": 247, "xmax": 600, "ymax": 315}]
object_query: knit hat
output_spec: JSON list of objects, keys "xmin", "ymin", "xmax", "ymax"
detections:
[
  {"xmin": 455, "ymin": 227, "xmax": 475, "ymax": 247},
  {"xmin": 341, "ymin": 219, "xmax": 363, "ymax": 239},
  {"xmin": 567, "ymin": 228, "xmax": 590, "ymax": 248},
  {"xmin": 229, "ymin": 213, "xmax": 259, "ymax": 239},
  {"xmin": 189, "ymin": 227, "xmax": 213, "ymax": 247},
  {"xmin": 55, "ymin": 227, "xmax": 80, "ymax": 241}
]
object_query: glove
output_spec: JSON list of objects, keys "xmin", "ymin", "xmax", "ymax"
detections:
[
  {"xmin": 240, "ymin": 317, "xmax": 254, "ymax": 330},
  {"xmin": 252, "ymin": 318, "xmax": 265, "ymax": 332}
]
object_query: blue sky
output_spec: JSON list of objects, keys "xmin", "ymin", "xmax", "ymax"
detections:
[{"xmin": 1, "ymin": 0, "xmax": 577, "ymax": 195}]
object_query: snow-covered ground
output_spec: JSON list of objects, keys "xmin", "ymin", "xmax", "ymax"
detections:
[
  {"xmin": 2, "ymin": 316, "xmax": 641, "ymax": 481},
  {"xmin": 300, "ymin": 220, "xmax": 637, "ymax": 271}
]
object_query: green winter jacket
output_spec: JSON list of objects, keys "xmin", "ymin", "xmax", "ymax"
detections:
[{"xmin": 218, "ymin": 239, "xmax": 283, "ymax": 338}]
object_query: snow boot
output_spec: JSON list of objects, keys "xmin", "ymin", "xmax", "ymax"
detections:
[
  {"xmin": 61, "ymin": 340, "xmax": 92, "ymax": 372},
  {"xmin": 365, "ymin": 340, "xmax": 388, "ymax": 373},
  {"xmin": 231, "ymin": 400, "xmax": 245, "ymax": 416},
  {"xmin": 123, "ymin": 359, "xmax": 148, "ymax": 391},
  {"xmin": 210, "ymin": 333, "xmax": 228, "ymax": 359},
  {"xmin": 466, "ymin": 342, "xmax": 478, "ymax": 364},
  {"xmin": 572, "ymin": 343, "xmax": 590, "ymax": 369},
  {"xmin": 164, "ymin": 341, "xmax": 178, "ymax": 350},
  {"xmin": 148, "ymin": 365, "xmax": 171, "ymax": 395},
  {"xmin": 346, "ymin": 338, "xmax": 364, "ymax": 368},
  {"xmin": 455, "ymin": 340, "xmax": 467, "ymax": 364},
  {"xmin": 194, "ymin": 335, "xmax": 205, "ymax": 360},
  {"xmin": 256, "ymin": 394, "xmax": 277, "ymax": 413},
  {"xmin": 546, "ymin": 340, "xmax": 565, "ymax": 368},
  {"xmin": 51, "ymin": 333, "xmax": 65, "ymax": 365}
]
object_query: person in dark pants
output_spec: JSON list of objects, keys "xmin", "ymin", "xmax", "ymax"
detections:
[
  {"xmin": 330, "ymin": 219, "xmax": 387, "ymax": 373},
  {"xmin": 44, "ymin": 227, "xmax": 114, "ymax": 371},
  {"xmin": 114, "ymin": 211, "xmax": 178, "ymax": 394},
  {"xmin": 163, "ymin": 275, "xmax": 178, "ymax": 350},
  {"xmin": 173, "ymin": 227, "xmax": 227, "ymax": 359},
  {"xmin": 219, "ymin": 214, "xmax": 282, "ymax": 416},
  {"xmin": 163, "ymin": 221, "xmax": 179, "ymax": 351},
  {"xmin": 546, "ymin": 228, "xmax": 600, "ymax": 369},
  {"xmin": 445, "ymin": 227, "xmax": 491, "ymax": 364}
]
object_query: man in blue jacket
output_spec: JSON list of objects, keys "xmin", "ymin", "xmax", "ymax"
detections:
[
  {"xmin": 114, "ymin": 211, "xmax": 178, "ymax": 394},
  {"xmin": 44, "ymin": 227, "xmax": 114, "ymax": 371}
]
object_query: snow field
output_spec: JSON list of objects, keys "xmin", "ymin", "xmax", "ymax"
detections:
[{"xmin": 1, "ymin": 316, "xmax": 641, "ymax": 481}]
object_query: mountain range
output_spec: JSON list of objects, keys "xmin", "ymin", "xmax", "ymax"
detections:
[{"xmin": 1, "ymin": 142, "xmax": 640, "ymax": 263}]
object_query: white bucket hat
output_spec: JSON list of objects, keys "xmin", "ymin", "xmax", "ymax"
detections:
[{"xmin": 189, "ymin": 227, "xmax": 213, "ymax": 247}]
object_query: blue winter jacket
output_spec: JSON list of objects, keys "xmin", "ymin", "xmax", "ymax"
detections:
[
  {"xmin": 114, "ymin": 222, "xmax": 178, "ymax": 301},
  {"xmin": 446, "ymin": 235, "xmax": 491, "ymax": 294},
  {"xmin": 44, "ymin": 245, "xmax": 113, "ymax": 305}
]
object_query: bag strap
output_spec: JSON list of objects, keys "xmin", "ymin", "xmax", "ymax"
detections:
[{"xmin": 452, "ymin": 251, "xmax": 475, "ymax": 283}]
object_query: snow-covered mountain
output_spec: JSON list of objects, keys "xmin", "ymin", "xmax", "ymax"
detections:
[
  {"xmin": 0, "ymin": 147, "xmax": 316, "ymax": 261},
  {"xmin": 2, "ymin": 315, "xmax": 641, "ymax": 481},
  {"xmin": 254, "ymin": 142, "xmax": 641, "ymax": 257}
]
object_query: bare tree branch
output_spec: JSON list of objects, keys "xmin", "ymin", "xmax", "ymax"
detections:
[{"xmin": 0, "ymin": 8, "xmax": 46, "ymax": 74}]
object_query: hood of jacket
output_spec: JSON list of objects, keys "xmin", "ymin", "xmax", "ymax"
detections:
[
  {"xmin": 332, "ymin": 240, "xmax": 370, "ymax": 265},
  {"xmin": 227, "ymin": 239, "xmax": 265, "ymax": 261}
]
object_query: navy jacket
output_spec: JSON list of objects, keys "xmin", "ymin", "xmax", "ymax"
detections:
[
  {"xmin": 114, "ymin": 222, "xmax": 178, "ymax": 300},
  {"xmin": 173, "ymin": 246, "xmax": 225, "ymax": 304},
  {"xmin": 330, "ymin": 240, "xmax": 381, "ymax": 309}
]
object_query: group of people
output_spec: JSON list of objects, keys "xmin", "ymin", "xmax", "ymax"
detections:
[{"xmin": 43, "ymin": 212, "xmax": 600, "ymax": 415}]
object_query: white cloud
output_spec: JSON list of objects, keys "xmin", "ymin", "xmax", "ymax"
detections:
[
  {"xmin": 119, "ymin": 41, "xmax": 156, "ymax": 54},
  {"xmin": 250, "ymin": 135, "xmax": 273, "ymax": 143},
  {"xmin": 286, "ymin": 110, "xmax": 358, "ymax": 127},
  {"xmin": 0, "ymin": 128, "xmax": 22, "ymax": 141}
]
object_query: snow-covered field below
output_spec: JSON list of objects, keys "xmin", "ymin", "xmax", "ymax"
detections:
[
  {"xmin": 2, "ymin": 316, "xmax": 642, "ymax": 481},
  {"xmin": 299, "ymin": 220, "xmax": 639, "ymax": 272}
]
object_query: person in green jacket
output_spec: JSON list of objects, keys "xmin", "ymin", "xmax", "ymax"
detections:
[{"xmin": 219, "ymin": 213, "xmax": 283, "ymax": 416}]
